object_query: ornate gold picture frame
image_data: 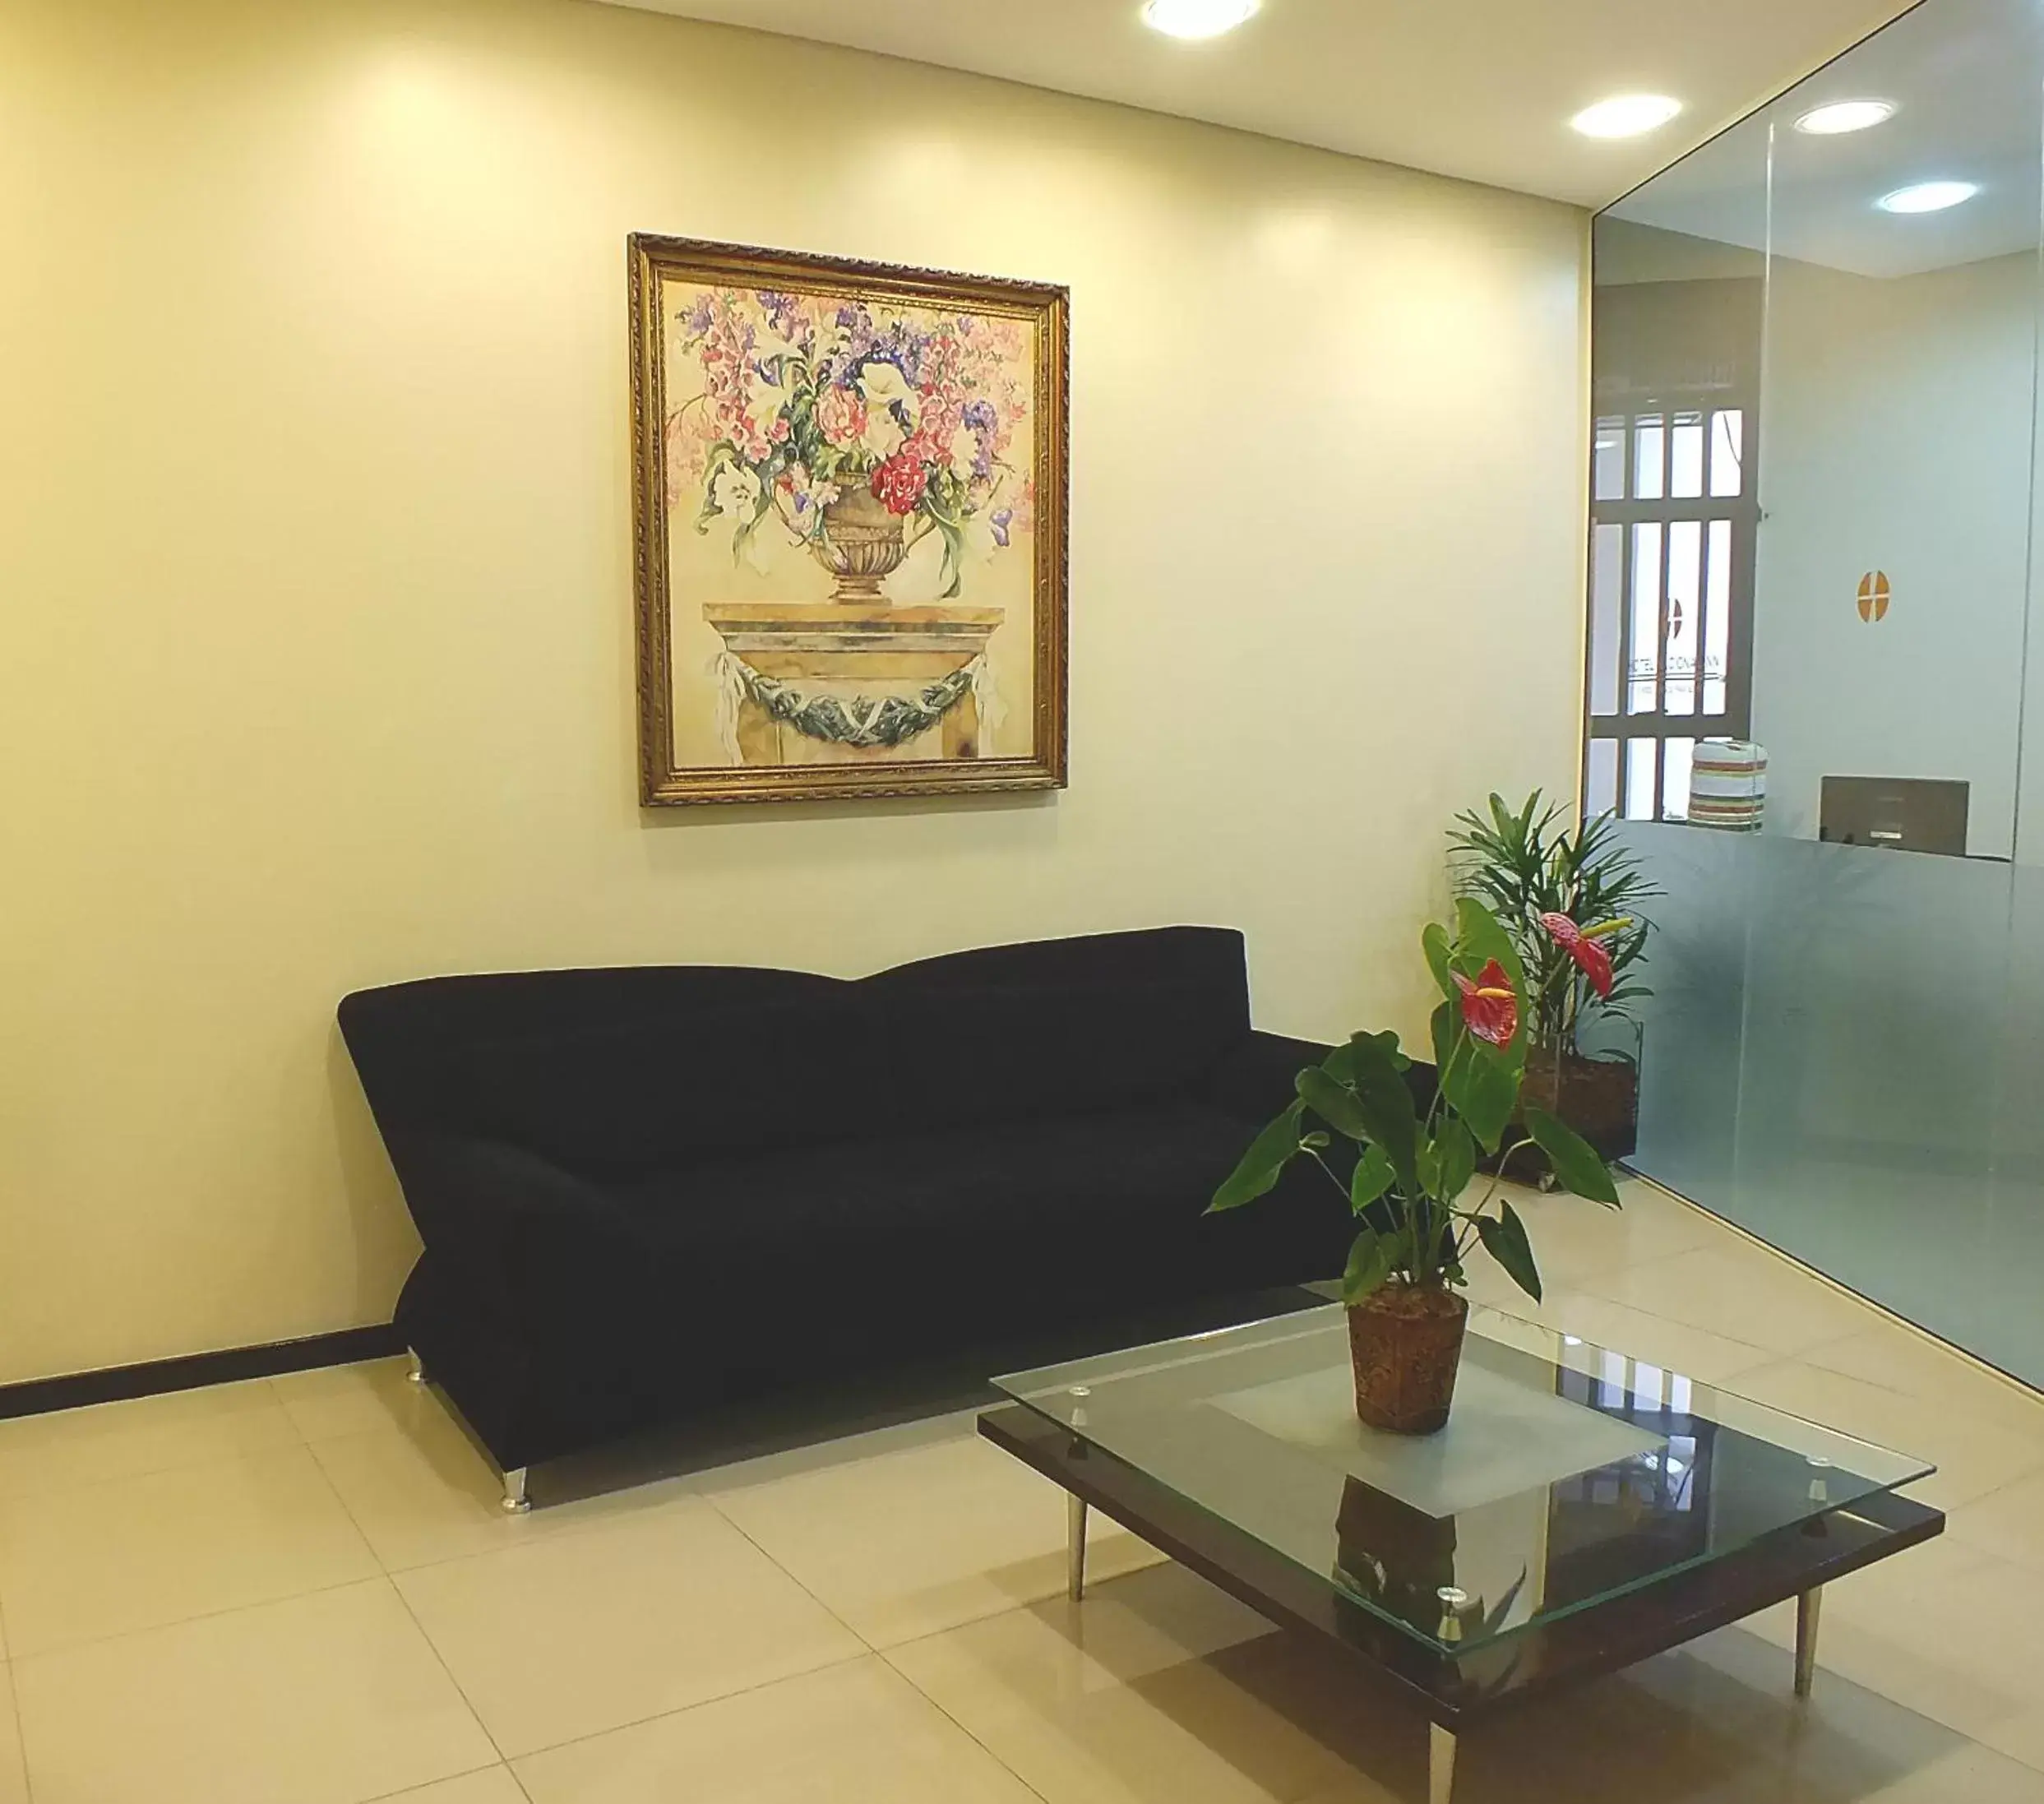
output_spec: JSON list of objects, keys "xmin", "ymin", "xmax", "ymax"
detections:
[{"xmin": 628, "ymin": 234, "xmax": 1070, "ymax": 806}]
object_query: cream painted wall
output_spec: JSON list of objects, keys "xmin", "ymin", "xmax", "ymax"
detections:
[{"xmin": 0, "ymin": 0, "xmax": 1588, "ymax": 1382}]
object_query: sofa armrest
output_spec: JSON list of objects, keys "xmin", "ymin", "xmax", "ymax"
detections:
[
  {"xmin": 1203, "ymin": 1030, "xmax": 1335, "ymax": 1122},
  {"xmin": 395, "ymin": 1132, "xmax": 642, "ymax": 1307}
]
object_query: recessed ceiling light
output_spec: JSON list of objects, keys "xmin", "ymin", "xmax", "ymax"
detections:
[
  {"xmin": 1141, "ymin": 0, "xmax": 1260, "ymax": 39},
  {"xmin": 1570, "ymin": 94, "xmax": 1683, "ymax": 140},
  {"xmin": 1877, "ymin": 179, "xmax": 1980, "ymax": 214},
  {"xmin": 1794, "ymin": 99, "xmax": 1896, "ymax": 135}
]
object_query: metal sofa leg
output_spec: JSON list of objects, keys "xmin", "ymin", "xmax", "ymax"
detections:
[
  {"xmin": 406, "ymin": 1348, "xmax": 428, "ymax": 1385},
  {"xmin": 502, "ymin": 1466, "xmax": 530, "ymax": 1514}
]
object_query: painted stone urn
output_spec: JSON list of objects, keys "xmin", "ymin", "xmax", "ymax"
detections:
[{"xmin": 813, "ymin": 482, "xmax": 907, "ymax": 603}]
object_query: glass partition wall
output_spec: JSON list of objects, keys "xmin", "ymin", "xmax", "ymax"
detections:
[{"xmin": 1593, "ymin": 0, "xmax": 2044, "ymax": 1385}]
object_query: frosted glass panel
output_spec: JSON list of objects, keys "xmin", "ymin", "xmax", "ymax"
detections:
[
  {"xmin": 1590, "ymin": 523, "xmax": 1623, "ymax": 715},
  {"xmin": 1625, "ymin": 739, "xmax": 1658, "ymax": 820},
  {"xmin": 1662, "ymin": 738, "xmax": 1695, "ymax": 819},
  {"xmin": 1709, "ymin": 411, "xmax": 1743, "ymax": 498},
  {"xmin": 1587, "ymin": 738, "xmax": 1620, "ymax": 816},
  {"xmin": 1629, "ymin": 525, "xmax": 1661, "ymax": 714},
  {"xmin": 1704, "ymin": 520, "xmax": 1731, "ymax": 716},
  {"xmin": 1665, "ymin": 522, "xmax": 1700, "ymax": 716},
  {"xmin": 1594, "ymin": 418, "xmax": 1625, "ymax": 502},
  {"xmin": 1590, "ymin": 0, "xmax": 2044, "ymax": 1390},
  {"xmin": 1619, "ymin": 826, "xmax": 2044, "ymax": 1387},
  {"xmin": 1634, "ymin": 415, "xmax": 1664, "ymax": 502},
  {"xmin": 1670, "ymin": 411, "xmax": 1704, "ymax": 499},
  {"xmin": 1612, "ymin": 826, "xmax": 1749, "ymax": 1210}
]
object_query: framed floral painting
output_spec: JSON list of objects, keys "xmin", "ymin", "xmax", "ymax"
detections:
[{"xmin": 627, "ymin": 234, "xmax": 1070, "ymax": 805}]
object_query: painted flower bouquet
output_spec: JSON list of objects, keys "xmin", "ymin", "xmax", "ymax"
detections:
[
  {"xmin": 668, "ymin": 289, "xmax": 1032, "ymax": 599},
  {"xmin": 1210, "ymin": 899, "xmax": 1621, "ymax": 1434}
]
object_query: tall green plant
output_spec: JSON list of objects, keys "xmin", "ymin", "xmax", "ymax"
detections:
[
  {"xmin": 1448, "ymin": 792, "xmax": 1659, "ymax": 1052},
  {"xmin": 1209, "ymin": 899, "xmax": 1620, "ymax": 1306}
]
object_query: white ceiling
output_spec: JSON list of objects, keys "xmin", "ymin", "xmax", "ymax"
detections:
[
  {"xmin": 593, "ymin": 0, "xmax": 1918, "ymax": 209},
  {"xmin": 1610, "ymin": 0, "xmax": 2043, "ymax": 278}
]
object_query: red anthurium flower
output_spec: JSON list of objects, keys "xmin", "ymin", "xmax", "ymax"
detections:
[
  {"xmin": 1452, "ymin": 960, "xmax": 1519, "ymax": 1048},
  {"xmin": 1540, "ymin": 911, "xmax": 1615, "ymax": 999}
]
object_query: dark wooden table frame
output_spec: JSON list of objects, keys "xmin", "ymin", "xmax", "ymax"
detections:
[{"xmin": 980, "ymin": 1404, "xmax": 1943, "ymax": 1803}]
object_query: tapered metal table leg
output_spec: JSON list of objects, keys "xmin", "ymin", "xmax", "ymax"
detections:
[
  {"xmin": 1794, "ymin": 1586, "xmax": 1823, "ymax": 1698},
  {"xmin": 406, "ymin": 1349, "xmax": 427, "ymax": 1385},
  {"xmin": 1066, "ymin": 1492, "xmax": 1088, "ymax": 1601},
  {"xmin": 502, "ymin": 1466, "xmax": 530, "ymax": 1515},
  {"xmin": 1429, "ymin": 1723, "xmax": 1457, "ymax": 1804}
]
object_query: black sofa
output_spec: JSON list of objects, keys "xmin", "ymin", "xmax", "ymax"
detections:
[{"xmin": 339, "ymin": 926, "xmax": 1349, "ymax": 1482}]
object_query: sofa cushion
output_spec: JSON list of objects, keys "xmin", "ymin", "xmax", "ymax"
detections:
[
  {"xmin": 452, "ymin": 988, "xmax": 890, "ymax": 1176},
  {"xmin": 873, "ymin": 976, "xmax": 1243, "ymax": 1132},
  {"xmin": 339, "ymin": 964, "xmax": 845, "ymax": 1136},
  {"xmin": 611, "ymin": 1099, "xmax": 1349, "ymax": 1274}
]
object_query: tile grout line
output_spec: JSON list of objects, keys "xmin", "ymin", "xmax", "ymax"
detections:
[
  {"xmin": 293, "ymin": 1391, "xmax": 680, "ymax": 1579},
  {"xmin": 700, "ymin": 1496, "xmax": 1053, "ymax": 1801},
  {"xmin": 0, "ymin": 1414, "xmax": 314, "ymax": 1508},
  {"xmin": 382, "ymin": 1575, "xmax": 518, "ymax": 1779},
  {"xmin": 1784, "ymin": 1329, "xmax": 2044, "ymax": 1440},
  {"xmin": 386, "ymin": 1494, "xmax": 868, "ymax": 1774},
  {"xmin": 492, "ymin": 1651, "xmax": 872, "ymax": 1773},
  {"xmin": 294, "ymin": 1421, "xmax": 521, "ymax": 1791},
  {"xmin": 873, "ymin": 1647, "xmax": 1057, "ymax": 1804},
  {"xmin": 700, "ymin": 1492, "xmax": 884, "ymax": 1653},
  {"xmin": 701, "ymin": 1487, "xmax": 1079, "ymax": 1804},
  {"xmin": 5, "ymin": 1569, "xmax": 395, "ymax": 1669},
  {"xmin": 355, "ymin": 1760, "xmax": 523, "ymax": 1803},
  {"xmin": 1630, "ymin": 1175, "xmax": 2044, "ymax": 1406},
  {"xmin": 0, "ymin": 1594, "xmax": 31, "ymax": 1804}
]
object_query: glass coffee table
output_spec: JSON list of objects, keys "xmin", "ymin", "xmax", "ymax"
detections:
[{"xmin": 981, "ymin": 1302, "xmax": 1941, "ymax": 1804}]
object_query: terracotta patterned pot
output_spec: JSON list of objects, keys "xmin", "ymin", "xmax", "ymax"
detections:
[
  {"xmin": 1346, "ymin": 1284, "xmax": 1469, "ymax": 1435},
  {"xmin": 814, "ymin": 479, "xmax": 907, "ymax": 603}
]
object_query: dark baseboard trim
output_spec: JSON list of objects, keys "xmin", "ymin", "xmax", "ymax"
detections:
[{"xmin": 0, "ymin": 1323, "xmax": 406, "ymax": 1422}]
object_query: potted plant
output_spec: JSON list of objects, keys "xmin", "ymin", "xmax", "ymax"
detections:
[
  {"xmin": 1209, "ymin": 899, "xmax": 1621, "ymax": 1436},
  {"xmin": 1447, "ymin": 793, "xmax": 1658, "ymax": 1168}
]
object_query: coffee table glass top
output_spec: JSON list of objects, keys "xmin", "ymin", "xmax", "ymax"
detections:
[{"xmin": 993, "ymin": 1303, "xmax": 1934, "ymax": 1654}]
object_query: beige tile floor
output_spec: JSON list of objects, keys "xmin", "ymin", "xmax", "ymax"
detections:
[{"xmin": 1, "ymin": 1177, "xmax": 2042, "ymax": 1802}]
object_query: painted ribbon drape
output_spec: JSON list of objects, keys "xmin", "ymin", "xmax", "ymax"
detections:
[{"xmin": 711, "ymin": 650, "xmax": 985, "ymax": 757}]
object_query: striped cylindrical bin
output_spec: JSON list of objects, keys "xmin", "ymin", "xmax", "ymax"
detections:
[{"xmin": 1688, "ymin": 739, "xmax": 1767, "ymax": 830}]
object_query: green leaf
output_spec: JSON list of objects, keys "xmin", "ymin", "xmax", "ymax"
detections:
[
  {"xmin": 1364, "ymin": 1029, "xmax": 1413, "ymax": 1074},
  {"xmin": 1454, "ymin": 895, "xmax": 1527, "ymax": 998},
  {"xmin": 1429, "ymin": 1001, "xmax": 1458, "ymax": 1073},
  {"xmin": 1339, "ymin": 1032, "xmax": 1421, "ymax": 1192},
  {"xmin": 1296, "ymin": 1066, "xmax": 1369, "ymax": 1140},
  {"xmin": 1476, "ymin": 1200, "xmax": 1542, "ymax": 1302},
  {"xmin": 1415, "ymin": 1136, "xmax": 1440, "ymax": 1200},
  {"xmin": 1208, "ymin": 1102, "xmax": 1305, "ymax": 1212},
  {"xmin": 1349, "ymin": 1143, "xmax": 1395, "ymax": 1212},
  {"xmin": 1441, "ymin": 1039, "xmax": 1519, "ymax": 1154},
  {"xmin": 1434, "ymin": 1118, "xmax": 1476, "ymax": 1204},
  {"xmin": 1524, "ymin": 1107, "xmax": 1622, "ymax": 1206},
  {"xmin": 1339, "ymin": 1227, "xmax": 1396, "ymax": 1304},
  {"xmin": 930, "ymin": 511, "xmax": 969, "ymax": 599},
  {"xmin": 1422, "ymin": 923, "xmax": 1456, "ymax": 1002}
]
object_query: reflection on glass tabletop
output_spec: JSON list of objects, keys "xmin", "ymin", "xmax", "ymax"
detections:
[{"xmin": 993, "ymin": 1304, "xmax": 1934, "ymax": 1655}]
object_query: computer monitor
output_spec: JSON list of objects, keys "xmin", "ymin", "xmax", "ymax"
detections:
[{"xmin": 1819, "ymin": 776, "xmax": 1969, "ymax": 857}]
